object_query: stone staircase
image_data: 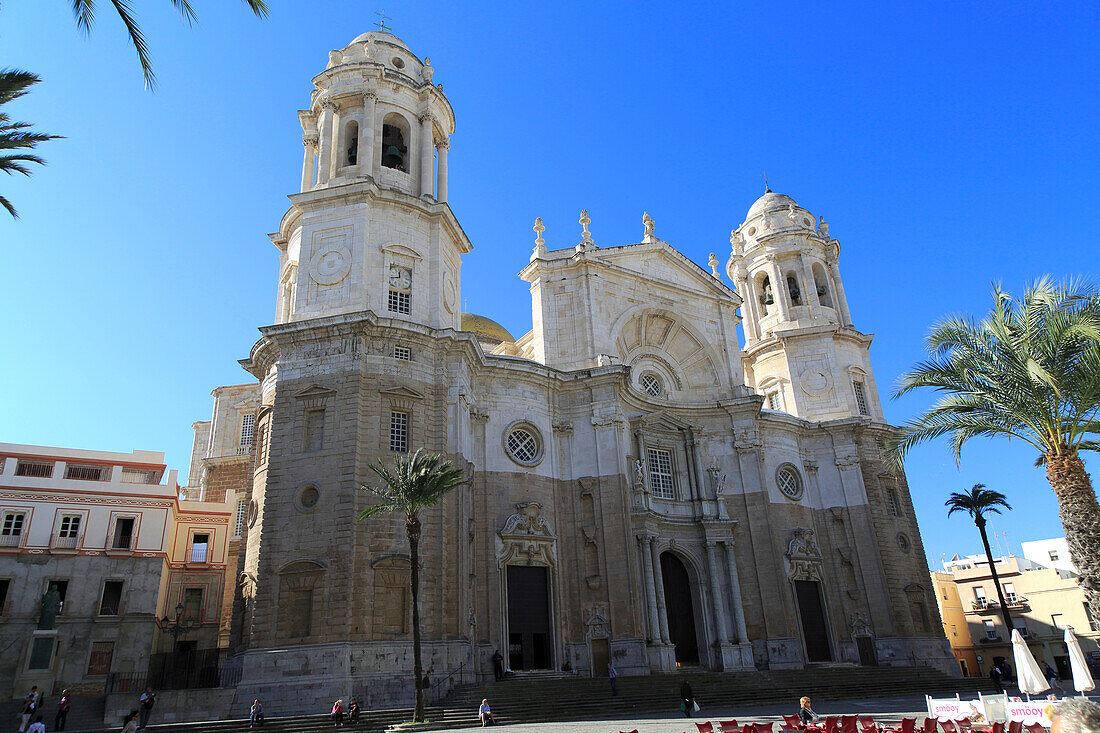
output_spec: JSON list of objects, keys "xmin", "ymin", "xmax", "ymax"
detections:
[{"xmin": 439, "ymin": 665, "xmax": 998, "ymax": 724}]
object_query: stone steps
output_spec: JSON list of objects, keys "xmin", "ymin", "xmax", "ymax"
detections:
[{"xmin": 0, "ymin": 694, "xmax": 106, "ymax": 732}]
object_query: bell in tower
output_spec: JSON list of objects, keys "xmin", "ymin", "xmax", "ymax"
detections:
[{"xmin": 381, "ymin": 123, "xmax": 407, "ymax": 172}]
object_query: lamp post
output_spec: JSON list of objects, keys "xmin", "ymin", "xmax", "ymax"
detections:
[{"xmin": 160, "ymin": 603, "xmax": 198, "ymax": 643}]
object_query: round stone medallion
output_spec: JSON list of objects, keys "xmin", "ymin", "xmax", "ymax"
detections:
[
  {"xmin": 309, "ymin": 246, "xmax": 352, "ymax": 285},
  {"xmin": 799, "ymin": 368, "xmax": 832, "ymax": 397},
  {"xmin": 443, "ymin": 273, "xmax": 456, "ymax": 313}
]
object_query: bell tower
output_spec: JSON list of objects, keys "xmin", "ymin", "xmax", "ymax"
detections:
[
  {"xmin": 727, "ymin": 191, "xmax": 883, "ymax": 422},
  {"xmin": 271, "ymin": 31, "xmax": 469, "ymax": 329}
]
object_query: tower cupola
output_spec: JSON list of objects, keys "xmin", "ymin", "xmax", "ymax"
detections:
[
  {"xmin": 298, "ymin": 31, "xmax": 455, "ymax": 201},
  {"xmin": 726, "ymin": 191, "xmax": 852, "ymax": 343}
]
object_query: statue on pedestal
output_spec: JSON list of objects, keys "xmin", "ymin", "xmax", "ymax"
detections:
[{"xmin": 37, "ymin": 586, "xmax": 61, "ymax": 630}]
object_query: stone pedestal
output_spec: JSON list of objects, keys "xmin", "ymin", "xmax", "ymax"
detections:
[
  {"xmin": 646, "ymin": 642, "xmax": 677, "ymax": 672},
  {"xmin": 716, "ymin": 641, "xmax": 755, "ymax": 671}
]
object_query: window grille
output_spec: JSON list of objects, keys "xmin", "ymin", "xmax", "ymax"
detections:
[
  {"xmin": 777, "ymin": 466, "xmax": 803, "ymax": 499},
  {"xmin": 190, "ymin": 534, "xmax": 209, "ymax": 563},
  {"xmin": 506, "ymin": 428, "xmax": 539, "ymax": 463},
  {"xmin": 767, "ymin": 392, "xmax": 781, "ymax": 411},
  {"xmin": 388, "ymin": 289, "xmax": 411, "ymax": 314},
  {"xmin": 646, "ymin": 448, "xmax": 675, "ymax": 499},
  {"xmin": 15, "ymin": 460, "xmax": 53, "ymax": 478},
  {"xmin": 234, "ymin": 500, "xmax": 247, "ymax": 538},
  {"xmin": 240, "ymin": 414, "xmax": 256, "ymax": 447},
  {"xmin": 112, "ymin": 517, "xmax": 135, "ymax": 549},
  {"xmin": 887, "ymin": 489, "xmax": 901, "ymax": 517},
  {"xmin": 983, "ymin": 619, "xmax": 997, "ymax": 639},
  {"xmin": 56, "ymin": 516, "xmax": 81, "ymax": 548},
  {"xmin": 393, "ymin": 346, "xmax": 411, "ymax": 361},
  {"xmin": 99, "ymin": 581, "xmax": 123, "ymax": 616},
  {"xmin": 121, "ymin": 468, "xmax": 159, "ymax": 484},
  {"xmin": 64, "ymin": 464, "xmax": 109, "ymax": 481},
  {"xmin": 640, "ymin": 374, "xmax": 662, "ymax": 397},
  {"xmin": 390, "ymin": 411, "xmax": 409, "ymax": 453},
  {"xmin": 853, "ymin": 381, "xmax": 870, "ymax": 415}
]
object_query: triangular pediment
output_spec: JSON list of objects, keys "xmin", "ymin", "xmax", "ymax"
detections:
[
  {"xmin": 631, "ymin": 409, "xmax": 692, "ymax": 432},
  {"xmin": 596, "ymin": 243, "xmax": 738, "ymax": 302},
  {"xmin": 293, "ymin": 384, "xmax": 337, "ymax": 399},
  {"xmin": 379, "ymin": 386, "xmax": 425, "ymax": 400}
]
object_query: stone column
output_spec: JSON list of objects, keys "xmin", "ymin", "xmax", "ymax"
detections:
[
  {"xmin": 722, "ymin": 541, "xmax": 749, "ymax": 643},
  {"xmin": 328, "ymin": 105, "xmax": 343, "ymax": 180},
  {"xmin": 436, "ymin": 137, "xmax": 450, "ymax": 202},
  {"xmin": 829, "ymin": 257, "xmax": 853, "ymax": 326},
  {"xmin": 799, "ymin": 249, "xmax": 819, "ymax": 317},
  {"xmin": 316, "ymin": 100, "xmax": 336, "ymax": 185},
  {"xmin": 639, "ymin": 535, "xmax": 661, "ymax": 642},
  {"xmin": 419, "ymin": 113, "xmax": 435, "ymax": 198},
  {"xmin": 736, "ymin": 271, "xmax": 760, "ymax": 343},
  {"xmin": 649, "ymin": 540, "xmax": 671, "ymax": 643},
  {"xmin": 360, "ymin": 92, "xmax": 376, "ymax": 176},
  {"xmin": 706, "ymin": 541, "xmax": 731, "ymax": 643},
  {"xmin": 767, "ymin": 255, "xmax": 791, "ymax": 321},
  {"xmin": 300, "ymin": 135, "xmax": 318, "ymax": 192}
]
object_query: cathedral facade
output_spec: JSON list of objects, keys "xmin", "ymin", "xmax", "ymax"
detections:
[{"xmin": 210, "ymin": 30, "xmax": 954, "ymax": 710}]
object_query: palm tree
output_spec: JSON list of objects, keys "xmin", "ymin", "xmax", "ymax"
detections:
[
  {"xmin": 946, "ymin": 485, "xmax": 1015, "ymax": 634},
  {"xmin": 0, "ymin": 69, "xmax": 59, "ymax": 218},
  {"xmin": 892, "ymin": 277, "xmax": 1100, "ymax": 613},
  {"xmin": 358, "ymin": 449, "xmax": 467, "ymax": 723},
  {"xmin": 66, "ymin": 0, "xmax": 269, "ymax": 88}
]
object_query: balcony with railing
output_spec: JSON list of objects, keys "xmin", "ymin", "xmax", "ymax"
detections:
[
  {"xmin": 969, "ymin": 598, "xmax": 1000, "ymax": 613},
  {"xmin": 0, "ymin": 533, "xmax": 21, "ymax": 548},
  {"xmin": 53, "ymin": 535, "xmax": 80, "ymax": 550}
]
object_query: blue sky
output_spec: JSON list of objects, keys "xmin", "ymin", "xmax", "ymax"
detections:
[{"xmin": 1, "ymin": 0, "xmax": 1098, "ymax": 567}]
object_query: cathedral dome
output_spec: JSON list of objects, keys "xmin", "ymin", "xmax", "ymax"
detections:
[
  {"xmin": 347, "ymin": 31, "xmax": 410, "ymax": 51},
  {"xmin": 745, "ymin": 191, "xmax": 798, "ymax": 220},
  {"xmin": 461, "ymin": 313, "xmax": 515, "ymax": 346}
]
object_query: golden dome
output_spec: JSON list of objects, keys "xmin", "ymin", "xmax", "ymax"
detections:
[{"xmin": 460, "ymin": 313, "xmax": 515, "ymax": 345}]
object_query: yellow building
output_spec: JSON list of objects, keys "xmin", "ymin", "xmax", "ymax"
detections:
[
  {"xmin": 931, "ymin": 571, "xmax": 979, "ymax": 677},
  {"xmin": 933, "ymin": 552, "xmax": 1100, "ymax": 683}
]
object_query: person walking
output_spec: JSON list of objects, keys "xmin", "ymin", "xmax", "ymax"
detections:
[
  {"xmin": 492, "ymin": 650, "xmax": 504, "ymax": 681},
  {"xmin": 55, "ymin": 690, "xmax": 72, "ymax": 731},
  {"xmin": 478, "ymin": 699, "xmax": 495, "ymax": 727},
  {"xmin": 18, "ymin": 687, "xmax": 38, "ymax": 733},
  {"xmin": 421, "ymin": 669, "xmax": 432, "ymax": 700},
  {"xmin": 1044, "ymin": 663, "xmax": 1065, "ymax": 694},
  {"xmin": 249, "ymin": 699, "xmax": 265, "ymax": 728},
  {"xmin": 990, "ymin": 664, "xmax": 1004, "ymax": 693},
  {"xmin": 122, "ymin": 711, "xmax": 139, "ymax": 733},
  {"xmin": 608, "ymin": 663, "xmax": 618, "ymax": 696},
  {"xmin": 331, "ymin": 699, "xmax": 345, "ymax": 727},
  {"xmin": 137, "ymin": 688, "xmax": 156, "ymax": 730},
  {"xmin": 680, "ymin": 680, "xmax": 695, "ymax": 718}
]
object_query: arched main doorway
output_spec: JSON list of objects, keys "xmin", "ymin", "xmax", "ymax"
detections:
[{"xmin": 660, "ymin": 552, "xmax": 700, "ymax": 665}]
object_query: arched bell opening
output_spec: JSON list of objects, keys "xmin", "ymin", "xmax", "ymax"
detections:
[
  {"xmin": 812, "ymin": 263, "xmax": 834, "ymax": 308},
  {"xmin": 659, "ymin": 551, "xmax": 703, "ymax": 666},
  {"xmin": 755, "ymin": 272, "xmax": 772, "ymax": 316},
  {"xmin": 381, "ymin": 113, "xmax": 410, "ymax": 172},
  {"xmin": 343, "ymin": 120, "xmax": 359, "ymax": 167},
  {"xmin": 786, "ymin": 271, "xmax": 802, "ymax": 307}
]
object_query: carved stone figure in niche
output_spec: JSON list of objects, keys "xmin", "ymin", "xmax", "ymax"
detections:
[
  {"xmin": 38, "ymin": 585, "xmax": 62, "ymax": 630},
  {"xmin": 633, "ymin": 459, "xmax": 645, "ymax": 488}
]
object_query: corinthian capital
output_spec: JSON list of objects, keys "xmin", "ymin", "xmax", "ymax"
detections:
[
  {"xmin": 319, "ymin": 96, "xmax": 339, "ymax": 112},
  {"xmin": 303, "ymin": 135, "xmax": 319, "ymax": 148}
]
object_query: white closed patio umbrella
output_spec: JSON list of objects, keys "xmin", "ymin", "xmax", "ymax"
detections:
[
  {"xmin": 1065, "ymin": 627, "xmax": 1096, "ymax": 695},
  {"xmin": 1012, "ymin": 629, "xmax": 1051, "ymax": 698}
]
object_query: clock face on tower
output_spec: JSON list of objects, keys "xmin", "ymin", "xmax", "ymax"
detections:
[{"xmin": 389, "ymin": 266, "xmax": 412, "ymax": 290}]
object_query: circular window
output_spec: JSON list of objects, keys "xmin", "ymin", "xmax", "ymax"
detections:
[
  {"xmin": 640, "ymin": 373, "xmax": 663, "ymax": 397},
  {"xmin": 747, "ymin": 226, "xmax": 757, "ymax": 236},
  {"xmin": 504, "ymin": 424, "xmax": 543, "ymax": 466},
  {"xmin": 897, "ymin": 533, "xmax": 911, "ymax": 552},
  {"xmin": 247, "ymin": 500, "xmax": 258, "ymax": 528},
  {"xmin": 392, "ymin": 56, "xmax": 406, "ymax": 69},
  {"xmin": 776, "ymin": 464, "xmax": 803, "ymax": 501},
  {"xmin": 294, "ymin": 483, "xmax": 321, "ymax": 513}
]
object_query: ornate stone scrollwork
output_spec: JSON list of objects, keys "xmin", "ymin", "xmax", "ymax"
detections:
[
  {"xmin": 496, "ymin": 502, "xmax": 556, "ymax": 567},
  {"xmin": 848, "ymin": 612, "xmax": 872, "ymax": 637},
  {"xmin": 590, "ymin": 415, "xmax": 624, "ymax": 429},
  {"xmin": 319, "ymin": 95, "xmax": 340, "ymax": 112},
  {"xmin": 585, "ymin": 603, "xmax": 610, "ymax": 638},
  {"xmin": 785, "ymin": 527, "xmax": 823, "ymax": 582},
  {"xmin": 835, "ymin": 452, "xmax": 860, "ymax": 468},
  {"xmin": 469, "ymin": 406, "xmax": 489, "ymax": 422},
  {"xmin": 733, "ymin": 427, "xmax": 763, "ymax": 452},
  {"xmin": 552, "ymin": 420, "xmax": 573, "ymax": 434}
]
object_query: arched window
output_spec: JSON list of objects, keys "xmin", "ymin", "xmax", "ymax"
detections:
[
  {"xmin": 786, "ymin": 272, "xmax": 802, "ymax": 306},
  {"xmin": 381, "ymin": 113, "xmax": 410, "ymax": 172},
  {"xmin": 344, "ymin": 120, "xmax": 359, "ymax": 166},
  {"xmin": 812, "ymin": 263, "xmax": 833, "ymax": 308}
]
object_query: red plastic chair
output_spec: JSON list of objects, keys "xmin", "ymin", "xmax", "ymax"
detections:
[
  {"xmin": 921, "ymin": 720, "xmax": 938, "ymax": 733},
  {"xmin": 755, "ymin": 724, "xmax": 775, "ymax": 733},
  {"xmin": 841, "ymin": 718, "xmax": 859, "ymax": 733},
  {"xmin": 883, "ymin": 719, "xmax": 915, "ymax": 733},
  {"xmin": 1024, "ymin": 725, "xmax": 1046, "ymax": 733},
  {"xmin": 990, "ymin": 724, "xmax": 1004, "ymax": 733},
  {"xmin": 741, "ymin": 725, "xmax": 755, "ymax": 733},
  {"xmin": 783, "ymin": 716, "xmax": 805, "ymax": 731},
  {"xmin": 697, "ymin": 724, "xmax": 715, "ymax": 733},
  {"xmin": 859, "ymin": 718, "xmax": 878, "ymax": 733},
  {"xmin": 1007, "ymin": 722, "xmax": 1022, "ymax": 733},
  {"xmin": 940, "ymin": 722, "xmax": 959, "ymax": 733},
  {"xmin": 720, "ymin": 721, "xmax": 740, "ymax": 733}
]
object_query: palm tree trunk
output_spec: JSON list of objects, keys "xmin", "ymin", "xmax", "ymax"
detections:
[
  {"xmin": 408, "ymin": 514, "xmax": 424, "ymax": 723},
  {"xmin": 1046, "ymin": 452, "xmax": 1100, "ymax": 614},
  {"xmin": 976, "ymin": 518, "xmax": 1015, "ymax": 635}
]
